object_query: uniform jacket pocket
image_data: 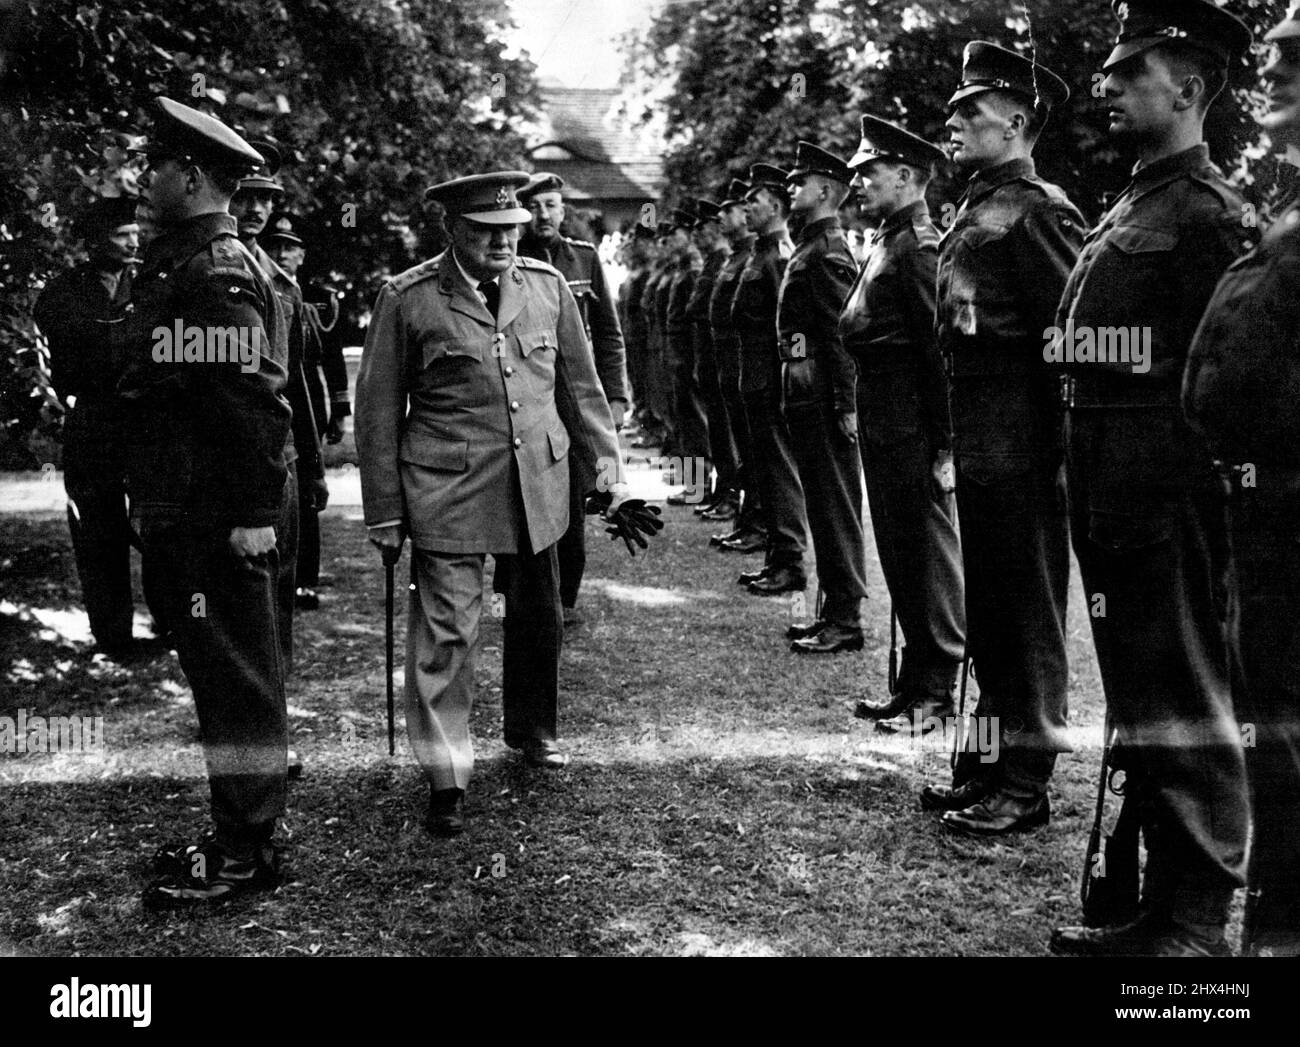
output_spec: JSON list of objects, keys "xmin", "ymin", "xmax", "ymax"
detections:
[{"xmin": 399, "ymin": 434, "xmax": 469, "ymax": 472}]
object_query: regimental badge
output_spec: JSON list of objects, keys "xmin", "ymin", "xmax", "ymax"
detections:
[
  {"xmin": 1116, "ymin": 1, "xmax": 1129, "ymax": 21},
  {"xmin": 276, "ymin": 217, "xmax": 292, "ymax": 232},
  {"xmin": 495, "ymin": 186, "xmax": 509, "ymax": 206}
]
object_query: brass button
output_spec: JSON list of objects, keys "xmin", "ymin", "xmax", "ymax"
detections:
[
  {"xmin": 513, "ymin": 437, "xmax": 522, "ymax": 448},
  {"xmin": 504, "ymin": 366, "xmax": 515, "ymax": 376},
  {"xmin": 510, "ymin": 401, "xmax": 520, "ymax": 411}
]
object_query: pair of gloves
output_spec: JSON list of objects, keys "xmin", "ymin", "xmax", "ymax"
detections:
[{"xmin": 585, "ymin": 490, "xmax": 664, "ymax": 556}]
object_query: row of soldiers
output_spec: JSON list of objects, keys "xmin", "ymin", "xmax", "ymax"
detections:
[{"xmin": 615, "ymin": 0, "xmax": 1299, "ymax": 957}]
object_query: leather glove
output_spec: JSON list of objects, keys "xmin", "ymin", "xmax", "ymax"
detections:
[
  {"xmin": 585, "ymin": 491, "xmax": 664, "ymax": 556},
  {"xmin": 325, "ymin": 405, "xmax": 349, "ymax": 445},
  {"xmin": 309, "ymin": 475, "xmax": 330, "ymax": 511}
]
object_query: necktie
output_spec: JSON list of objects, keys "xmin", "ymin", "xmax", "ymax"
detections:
[{"xmin": 478, "ymin": 279, "xmax": 499, "ymax": 321}]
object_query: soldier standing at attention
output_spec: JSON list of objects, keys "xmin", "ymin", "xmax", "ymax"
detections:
[
  {"xmin": 1182, "ymin": 3, "xmax": 1300, "ymax": 959},
  {"xmin": 517, "ymin": 173, "xmax": 629, "ymax": 626},
  {"xmin": 1052, "ymin": 0, "xmax": 1257, "ymax": 957},
  {"xmin": 732, "ymin": 164, "xmax": 808, "ymax": 593},
  {"xmin": 778, "ymin": 142, "xmax": 867, "ymax": 655},
  {"xmin": 709, "ymin": 180, "xmax": 765, "ymax": 552},
  {"xmin": 117, "ymin": 98, "xmax": 292, "ymax": 908},
  {"xmin": 35, "ymin": 196, "xmax": 156, "ymax": 658},
  {"xmin": 355, "ymin": 172, "xmax": 660, "ymax": 837},
  {"xmin": 929, "ymin": 42, "xmax": 1085, "ymax": 836},
  {"xmin": 664, "ymin": 207, "xmax": 708, "ymax": 497},
  {"xmin": 230, "ymin": 143, "xmax": 327, "ymax": 681},
  {"xmin": 840, "ymin": 116, "xmax": 966, "ymax": 723}
]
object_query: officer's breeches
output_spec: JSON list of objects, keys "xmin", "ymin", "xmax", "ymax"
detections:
[
  {"xmin": 783, "ymin": 397, "xmax": 867, "ymax": 626},
  {"xmin": 407, "ymin": 543, "xmax": 562, "ymax": 791}
]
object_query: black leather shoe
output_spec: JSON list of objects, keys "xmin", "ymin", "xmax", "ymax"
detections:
[
  {"xmin": 872, "ymin": 694, "xmax": 958, "ymax": 736},
  {"xmin": 693, "ymin": 494, "xmax": 722, "ymax": 516},
  {"xmin": 737, "ymin": 565, "xmax": 771, "ymax": 586},
  {"xmin": 748, "ymin": 567, "xmax": 806, "ymax": 595},
  {"xmin": 522, "ymin": 737, "xmax": 570, "ymax": 769},
  {"xmin": 701, "ymin": 499, "xmax": 738, "ymax": 521},
  {"xmin": 853, "ymin": 692, "xmax": 910, "ymax": 720},
  {"xmin": 426, "ymin": 788, "xmax": 466, "ymax": 837},
  {"xmin": 941, "ymin": 790, "xmax": 1050, "ymax": 837},
  {"xmin": 791, "ymin": 625, "xmax": 864, "ymax": 654},
  {"xmin": 150, "ymin": 834, "xmax": 217, "ymax": 875},
  {"xmin": 721, "ymin": 531, "xmax": 767, "ymax": 554},
  {"xmin": 711, "ymin": 525, "xmax": 746, "ymax": 548},
  {"xmin": 287, "ymin": 748, "xmax": 303, "ymax": 780},
  {"xmin": 1050, "ymin": 911, "xmax": 1230, "ymax": 957},
  {"xmin": 142, "ymin": 841, "xmax": 280, "ymax": 910},
  {"xmin": 666, "ymin": 491, "xmax": 694, "ymax": 506},
  {"xmin": 918, "ymin": 778, "xmax": 993, "ymax": 812},
  {"xmin": 294, "ymin": 587, "xmax": 320, "ymax": 610},
  {"xmin": 785, "ymin": 619, "xmax": 825, "ymax": 640}
]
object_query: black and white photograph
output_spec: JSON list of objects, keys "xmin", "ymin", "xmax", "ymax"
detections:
[{"xmin": 1, "ymin": 0, "xmax": 1296, "ymax": 1016}]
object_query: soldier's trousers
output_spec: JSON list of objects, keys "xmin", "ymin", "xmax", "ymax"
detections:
[
  {"xmin": 275, "ymin": 460, "xmax": 299, "ymax": 674},
  {"xmin": 716, "ymin": 340, "xmax": 762, "ymax": 528},
  {"xmin": 857, "ymin": 426, "xmax": 965, "ymax": 697},
  {"xmin": 64, "ymin": 452, "xmax": 157, "ymax": 649},
  {"xmin": 954, "ymin": 454, "xmax": 1070, "ymax": 794},
  {"xmin": 694, "ymin": 328, "xmax": 738, "ymax": 494},
  {"xmin": 783, "ymin": 396, "xmax": 867, "ymax": 627},
  {"xmin": 141, "ymin": 508, "xmax": 289, "ymax": 845},
  {"xmin": 408, "ymin": 542, "xmax": 562, "ymax": 792},
  {"xmin": 296, "ymin": 475, "xmax": 321, "ymax": 589},
  {"xmin": 1066, "ymin": 411, "xmax": 1248, "ymax": 924},
  {"xmin": 743, "ymin": 386, "xmax": 807, "ymax": 569},
  {"xmin": 556, "ymin": 481, "xmax": 586, "ymax": 609},
  {"xmin": 667, "ymin": 329, "xmax": 709, "ymax": 463},
  {"xmin": 1226, "ymin": 473, "xmax": 1300, "ymax": 938}
]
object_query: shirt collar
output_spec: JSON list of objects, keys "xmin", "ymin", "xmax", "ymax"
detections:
[
  {"xmin": 452, "ymin": 249, "xmax": 499, "ymax": 292},
  {"xmin": 143, "ymin": 211, "xmax": 238, "ymax": 273}
]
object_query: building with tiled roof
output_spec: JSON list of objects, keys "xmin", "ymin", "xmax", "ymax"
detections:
[{"xmin": 529, "ymin": 86, "xmax": 664, "ymax": 232}]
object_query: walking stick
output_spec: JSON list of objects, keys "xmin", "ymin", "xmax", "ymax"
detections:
[
  {"xmin": 382, "ymin": 546, "xmax": 399, "ymax": 756},
  {"xmin": 950, "ymin": 655, "xmax": 970, "ymax": 771}
]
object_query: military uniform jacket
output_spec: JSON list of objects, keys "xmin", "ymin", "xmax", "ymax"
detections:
[
  {"xmin": 1185, "ymin": 193, "xmax": 1300, "ymax": 469},
  {"xmin": 518, "ymin": 233, "xmax": 628, "ymax": 403},
  {"xmin": 35, "ymin": 261, "xmax": 134, "ymax": 463},
  {"xmin": 687, "ymin": 246, "xmax": 729, "ymax": 326},
  {"xmin": 115, "ymin": 212, "xmax": 291, "ymax": 531},
  {"xmin": 936, "ymin": 157, "xmax": 1084, "ymax": 469},
  {"xmin": 665, "ymin": 253, "xmax": 700, "ymax": 340},
  {"xmin": 1058, "ymin": 144, "xmax": 1255, "ymax": 490},
  {"xmin": 776, "ymin": 215, "xmax": 858, "ymax": 411},
  {"xmin": 709, "ymin": 234, "xmax": 755, "ymax": 350},
  {"xmin": 840, "ymin": 200, "xmax": 951, "ymax": 453},
  {"xmin": 354, "ymin": 251, "xmax": 622, "ymax": 555},
  {"xmin": 731, "ymin": 228, "xmax": 793, "ymax": 393}
]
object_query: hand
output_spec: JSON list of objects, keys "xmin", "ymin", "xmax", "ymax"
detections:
[
  {"xmin": 325, "ymin": 416, "xmax": 345, "ymax": 444},
  {"xmin": 602, "ymin": 497, "xmax": 664, "ymax": 556},
  {"xmin": 610, "ymin": 398, "xmax": 629, "ymax": 432},
  {"xmin": 836, "ymin": 410, "xmax": 858, "ymax": 444},
  {"xmin": 932, "ymin": 450, "xmax": 956, "ymax": 493},
  {"xmin": 368, "ymin": 523, "xmax": 405, "ymax": 565},
  {"xmin": 309, "ymin": 475, "xmax": 330, "ymax": 511},
  {"xmin": 229, "ymin": 525, "xmax": 277, "ymax": 558}
]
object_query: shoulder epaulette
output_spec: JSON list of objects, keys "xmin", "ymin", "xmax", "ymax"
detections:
[
  {"xmin": 389, "ymin": 257, "xmax": 441, "ymax": 293},
  {"xmin": 563, "ymin": 237, "xmax": 597, "ymax": 252},
  {"xmin": 516, "ymin": 255, "xmax": 563, "ymax": 278},
  {"xmin": 912, "ymin": 214, "xmax": 941, "ymax": 249}
]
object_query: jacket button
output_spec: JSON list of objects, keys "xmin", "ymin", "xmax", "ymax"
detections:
[
  {"xmin": 510, "ymin": 401, "xmax": 520, "ymax": 411},
  {"xmin": 504, "ymin": 366, "xmax": 515, "ymax": 376},
  {"xmin": 513, "ymin": 437, "xmax": 522, "ymax": 448}
]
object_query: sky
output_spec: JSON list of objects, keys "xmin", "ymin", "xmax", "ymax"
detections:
[{"xmin": 504, "ymin": 0, "xmax": 662, "ymax": 88}]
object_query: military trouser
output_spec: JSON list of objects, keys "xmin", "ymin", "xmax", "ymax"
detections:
[
  {"xmin": 274, "ymin": 460, "xmax": 299, "ymax": 675},
  {"xmin": 952, "ymin": 452, "xmax": 1070, "ymax": 795},
  {"xmin": 556, "ymin": 480, "xmax": 586, "ymax": 610},
  {"xmin": 694, "ymin": 325, "xmax": 738, "ymax": 495},
  {"xmin": 783, "ymin": 394, "xmax": 867, "ymax": 628},
  {"xmin": 742, "ymin": 384, "xmax": 807, "ymax": 569},
  {"xmin": 141, "ymin": 501, "xmax": 290, "ymax": 847},
  {"xmin": 64, "ymin": 449, "xmax": 157, "ymax": 649},
  {"xmin": 716, "ymin": 334, "xmax": 762, "ymax": 528},
  {"xmin": 1066, "ymin": 409, "xmax": 1248, "ymax": 924},
  {"xmin": 857, "ymin": 384, "xmax": 965, "ymax": 697},
  {"xmin": 407, "ymin": 542, "xmax": 562, "ymax": 792},
  {"xmin": 646, "ymin": 328, "xmax": 675, "ymax": 445},
  {"xmin": 1225, "ymin": 470, "xmax": 1300, "ymax": 939},
  {"xmin": 296, "ymin": 469, "xmax": 321, "ymax": 589},
  {"xmin": 667, "ymin": 327, "xmax": 709, "ymax": 464}
]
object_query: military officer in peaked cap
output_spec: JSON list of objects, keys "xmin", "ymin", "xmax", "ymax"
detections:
[
  {"xmin": 1180, "ymin": 1, "xmax": 1300, "ymax": 958},
  {"xmin": 779, "ymin": 142, "xmax": 867, "ymax": 655},
  {"xmin": 516, "ymin": 172, "xmax": 629, "ymax": 626},
  {"xmin": 687, "ymin": 198, "xmax": 740, "ymax": 520},
  {"xmin": 1052, "ymin": 0, "xmax": 1257, "ymax": 957},
  {"xmin": 262, "ymin": 211, "xmax": 351, "ymax": 612},
  {"xmin": 355, "ymin": 171, "xmax": 660, "ymax": 836},
  {"xmin": 841, "ymin": 116, "xmax": 966, "ymax": 721},
  {"xmin": 708, "ymin": 179, "xmax": 766, "ymax": 550},
  {"xmin": 929, "ymin": 42, "xmax": 1085, "ymax": 836},
  {"xmin": 231, "ymin": 141, "xmax": 325, "ymax": 688},
  {"xmin": 115, "ymin": 98, "xmax": 293, "ymax": 907},
  {"xmin": 733, "ymin": 164, "xmax": 808, "ymax": 591}
]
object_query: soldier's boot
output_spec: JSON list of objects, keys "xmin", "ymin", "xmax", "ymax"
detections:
[{"xmin": 1050, "ymin": 910, "xmax": 1230, "ymax": 957}]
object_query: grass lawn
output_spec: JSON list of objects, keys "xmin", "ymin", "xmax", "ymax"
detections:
[{"xmin": 1, "ymin": 467, "xmax": 1230, "ymax": 957}]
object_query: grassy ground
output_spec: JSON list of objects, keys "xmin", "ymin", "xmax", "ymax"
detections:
[{"xmin": 0, "ymin": 467, "xmax": 1184, "ymax": 957}]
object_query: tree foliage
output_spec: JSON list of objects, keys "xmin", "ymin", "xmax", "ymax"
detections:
[
  {"xmin": 621, "ymin": 0, "xmax": 1294, "ymax": 220},
  {"xmin": 0, "ymin": 0, "xmax": 539, "ymax": 466}
]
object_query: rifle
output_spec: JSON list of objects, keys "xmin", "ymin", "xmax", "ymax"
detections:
[{"xmin": 1081, "ymin": 719, "xmax": 1140, "ymax": 927}]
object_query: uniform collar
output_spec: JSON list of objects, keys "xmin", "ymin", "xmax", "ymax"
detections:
[
  {"xmin": 757, "ymin": 227, "xmax": 789, "ymax": 250},
  {"xmin": 143, "ymin": 211, "xmax": 237, "ymax": 273},
  {"xmin": 1126, "ymin": 143, "xmax": 1211, "ymax": 197},
  {"xmin": 875, "ymin": 198, "xmax": 929, "ymax": 240},
  {"xmin": 961, "ymin": 157, "xmax": 1036, "ymax": 207},
  {"xmin": 249, "ymin": 239, "xmax": 294, "ymax": 287},
  {"xmin": 796, "ymin": 214, "xmax": 840, "ymax": 244}
]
